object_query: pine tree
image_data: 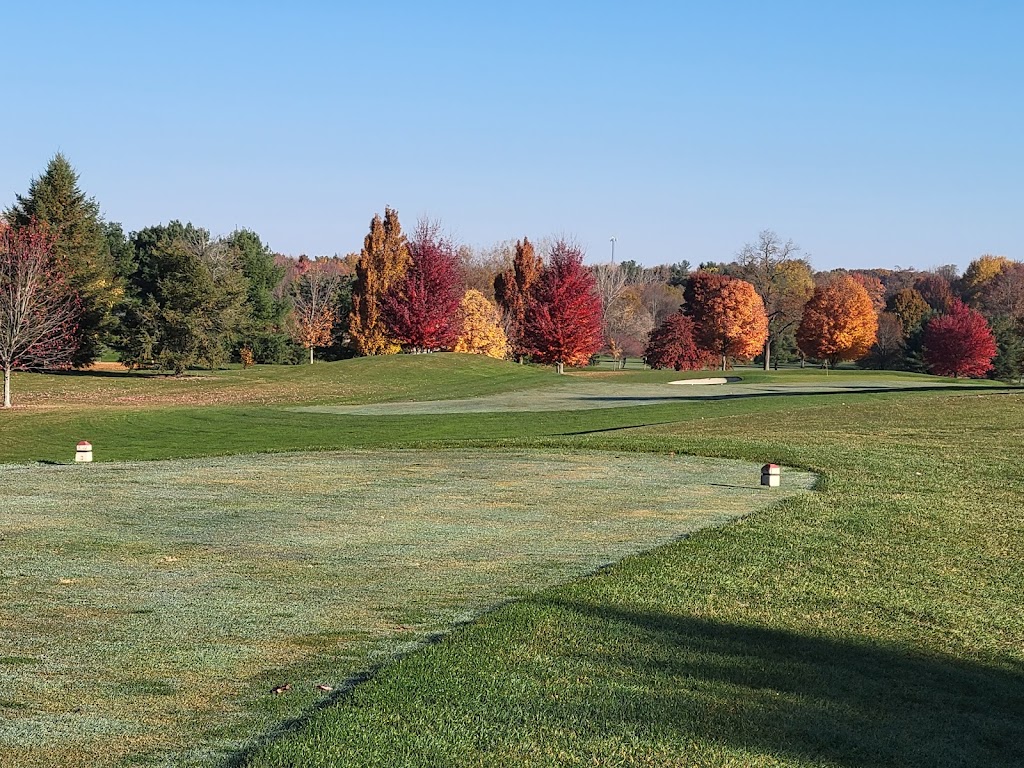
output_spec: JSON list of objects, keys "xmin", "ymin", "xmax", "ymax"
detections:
[
  {"xmin": 6, "ymin": 153, "xmax": 117, "ymax": 365},
  {"xmin": 349, "ymin": 207, "xmax": 410, "ymax": 355},
  {"xmin": 225, "ymin": 229, "xmax": 290, "ymax": 363}
]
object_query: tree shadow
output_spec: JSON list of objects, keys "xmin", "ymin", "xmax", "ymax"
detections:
[{"xmin": 538, "ymin": 598, "xmax": 1024, "ymax": 767}]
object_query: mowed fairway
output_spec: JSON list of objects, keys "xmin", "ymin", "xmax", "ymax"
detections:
[{"xmin": 0, "ymin": 448, "xmax": 813, "ymax": 767}]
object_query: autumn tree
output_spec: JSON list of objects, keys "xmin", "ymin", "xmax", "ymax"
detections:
[
  {"xmin": 736, "ymin": 230, "xmax": 813, "ymax": 370},
  {"xmin": 644, "ymin": 312, "xmax": 712, "ymax": 370},
  {"xmin": 0, "ymin": 223, "xmax": 81, "ymax": 407},
  {"xmin": 494, "ymin": 237, "xmax": 543, "ymax": 362},
  {"xmin": 914, "ymin": 273, "xmax": 955, "ymax": 314},
  {"xmin": 291, "ymin": 260, "xmax": 342, "ymax": 364},
  {"xmin": 797, "ymin": 274, "xmax": 878, "ymax": 367},
  {"xmin": 381, "ymin": 221, "xmax": 463, "ymax": 352},
  {"xmin": 684, "ymin": 272, "xmax": 768, "ymax": 370},
  {"xmin": 349, "ymin": 207, "xmax": 410, "ymax": 355},
  {"xmin": 858, "ymin": 312, "xmax": 906, "ymax": 370},
  {"xmin": 6, "ymin": 153, "xmax": 116, "ymax": 365},
  {"xmin": 524, "ymin": 240, "xmax": 603, "ymax": 374},
  {"xmin": 922, "ymin": 300, "xmax": 997, "ymax": 378},
  {"xmin": 886, "ymin": 288, "xmax": 932, "ymax": 336},
  {"xmin": 850, "ymin": 272, "xmax": 885, "ymax": 314},
  {"xmin": 960, "ymin": 255, "xmax": 1009, "ymax": 307},
  {"xmin": 454, "ymin": 289, "xmax": 508, "ymax": 359}
]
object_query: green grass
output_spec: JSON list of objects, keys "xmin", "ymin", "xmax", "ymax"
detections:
[
  {"xmin": 0, "ymin": 449, "xmax": 812, "ymax": 767},
  {"xmin": 2, "ymin": 355, "xmax": 1021, "ymax": 767}
]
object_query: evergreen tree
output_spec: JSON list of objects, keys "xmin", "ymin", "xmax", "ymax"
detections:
[
  {"xmin": 6, "ymin": 153, "xmax": 117, "ymax": 365},
  {"xmin": 224, "ymin": 229, "xmax": 290, "ymax": 363},
  {"xmin": 349, "ymin": 207, "xmax": 410, "ymax": 355}
]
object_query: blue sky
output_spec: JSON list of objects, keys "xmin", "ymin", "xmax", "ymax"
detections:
[{"xmin": 3, "ymin": 1, "xmax": 1021, "ymax": 271}]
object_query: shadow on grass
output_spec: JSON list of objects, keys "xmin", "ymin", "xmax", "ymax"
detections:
[
  {"xmin": 226, "ymin": 596, "xmax": 1023, "ymax": 767},
  {"xmin": 545, "ymin": 598, "xmax": 1024, "ymax": 767}
]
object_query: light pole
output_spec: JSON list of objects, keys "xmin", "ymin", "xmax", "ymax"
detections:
[{"xmin": 610, "ymin": 236, "xmax": 616, "ymax": 264}]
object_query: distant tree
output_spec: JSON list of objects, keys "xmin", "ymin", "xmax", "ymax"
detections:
[
  {"xmin": 225, "ymin": 229, "xmax": 290, "ymax": 363},
  {"xmin": 644, "ymin": 312, "xmax": 713, "ymax": 370},
  {"xmin": 797, "ymin": 275, "xmax": 878, "ymax": 367},
  {"xmin": 381, "ymin": 221, "xmax": 463, "ymax": 352},
  {"xmin": 960, "ymin": 255, "xmax": 1009, "ymax": 307},
  {"xmin": 850, "ymin": 272, "xmax": 885, "ymax": 314},
  {"xmin": 736, "ymin": 231, "xmax": 814, "ymax": 370},
  {"xmin": 667, "ymin": 260, "xmax": 691, "ymax": 287},
  {"xmin": 607, "ymin": 286, "xmax": 656, "ymax": 358},
  {"xmin": 0, "ymin": 222, "xmax": 81, "ymax": 408},
  {"xmin": 886, "ymin": 288, "xmax": 932, "ymax": 336},
  {"xmin": 684, "ymin": 272, "xmax": 768, "ymax": 370},
  {"xmin": 639, "ymin": 281, "xmax": 685, "ymax": 327},
  {"xmin": 349, "ymin": 207, "xmax": 410, "ymax": 355},
  {"xmin": 591, "ymin": 262, "xmax": 629, "ymax": 342},
  {"xmin": 914, "ymin": 273, "xmax": 955, "ymax": 314},
  {"xmin": 458, "ymin": 241, "xmax": 513, "ymax": 301},
  {"xmin": 5, "ymin": 153, "xmax": 117, "ymax": 365},
  {"xmin": 990, "ymin": 318, "xmax": 1024, "ymax": 383},
  {"xmin": 454, "ymin": 289, "xmax": 508, "ymax": 359},
  {"xmin": 524, "ymin": 240, "xmax": 603, "ymax": 374},
  {"xmin": 981, "ymin": 262, "xmax": 1024, "ymax": 326},
  {"xmin": 494, "ymin": 237, "xmax": 543, "ymax": 362},
  {"xmin": 291, "ymin": 260, "xmax": 341, "ymax": 364},
  {"xmin": 923, "ymin": 300, "xmax": 997, "ymax": 378},
  {"xmin": 858, "ymin": 312, "xmax": 905, "ymax": 370}
]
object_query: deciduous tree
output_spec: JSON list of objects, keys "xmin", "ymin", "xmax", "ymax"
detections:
[
  {"xmin": 886, "ymin": 288, "xmax": 932, "ymax": 336},
  {"xmin": 381, "ymin": 221, "xmax": 463, "ymax": 352},
  {"xmin": 961, "ymin": 255, "xmax": 1009, "ymax": 307},
  {"xmin": 644, "ymin": 312, "xmax": 713, "ymax": 370},
  {"xmin": 0, "ymin": 223, "xmax": 80, "ymax": 407},
  {"xmin": 291, "ymin": 260, "xmax": 341, "ymax": 364},
  {"xmin": 6, "ymin": 153, "xmax": 116, "ymax": 365},
  {"xmin": 914, "ymin": 273, "xmax": 955, "ymax": 314},
  {"xmin": 684, "ymin": 272, "xmax": 768, "ymax": 369},
  {"xmin": 923, "ymin": 300, "xmax": 997, "ymax": 378},
  {"xmin": 797, "ymin": 275, "xmax": 878, "ymax": 367},
  {"xmin": 349, "ymin": 207, "xmax": 410, "ymax": 355},
  {"xmin": 454, "ymin": 289, "xmax": 508, "ymax": 359},
  {"xmin": 524, "ymin": 240, "xmax": 603, "ymax": 373},
  {"xmin": 494, "ymin": 238, "xmax": 543, "ymax": 362},
  {"xmin": 736, "ymin": 231, "xmax": 812, "ymax": 370}
]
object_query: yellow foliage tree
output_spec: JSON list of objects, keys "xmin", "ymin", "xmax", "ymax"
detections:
[
  {"xmin": 797, "ymin": 275, "xmax": 878, "ymax": 366},
  {"xmin": 349, "ymin": 207, "xmax": 410, "ymax": 355},
  {"xmin": 961, "ymin": 254, "xmax": 1009, "ymax": 307},
  {"xmin": 454, "ymin": 289, "xmax": 508, "ymax": 359}
]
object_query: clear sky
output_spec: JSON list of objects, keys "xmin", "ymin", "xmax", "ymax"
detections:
[{"xmin": 3, "ymin": 1, "xmax": 1021, "ymax": 271}]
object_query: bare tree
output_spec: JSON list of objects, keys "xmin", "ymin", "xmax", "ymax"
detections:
[
  {"xmin": 590, "ymin": 262, "xmax": 628, "ymax": 343},
  {"xmin": 737, "ymin": 230, "xmax": 814, "ymax": 370},
  {"xmin": 0, "ymin": 223, "xmax": 80, "ymax": 407}
]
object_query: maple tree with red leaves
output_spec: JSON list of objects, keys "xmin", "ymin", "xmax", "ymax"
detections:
[
  {"xmin": 644, "ymin": 312, "xmax": 714, "ymax": 370},
  {"xmin": 381, "ymin": 221, "xmax": 464, "ymax": 352},
  {"xmin": 524, "ymin": 240, "xmax": 603, "ymax": 373},
  {"xmin": 684, "ymin": 272, "xmax": 768, "ymax": 369},
  {"xmin": 0, "ymin": 221, "xmax": 81, "ymax": 408},
  {"xmin": 923, "ymin": 299, "xmax": 997, "ymax": 378}
]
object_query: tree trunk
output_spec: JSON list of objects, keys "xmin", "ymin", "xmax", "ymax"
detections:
[
  {"xmin": 556, "ymin": 361, "xmax": 564, "ymax": 375},
  {"xmin": 721, "ymin": 354, "xmax": 727, "ymax": 371},
  {"xmin": 763, "ymin": 338, "xmax": 771, "ymax": 371},
  {"xmin": 3, "ymin": 365, "xmax": 10, "ymax": 408}
]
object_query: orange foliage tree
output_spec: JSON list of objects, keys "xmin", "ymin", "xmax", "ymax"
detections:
[
  {"xmin": 349, "ymin": 207, "xmax": 410, "ymax": 355},
  {"xmin": 291, "ymin": 261, "xmax": 341, "ymax": 364},
  {"xmin": 454, "ymin": 289, "xmax": 508, "ymax": 359},
  {"xmin": 797, "ymin": 274, "xmax": 878, "ymax": 367},
  {"xmin": 684, "ymin": 272, "xmax": 768, "ymax": 370},
  {"xmin": 494, "ymin": 238, "xmax": 543, "ymax": 362}
]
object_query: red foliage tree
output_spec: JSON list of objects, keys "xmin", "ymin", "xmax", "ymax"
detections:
[
  {"xmin": 381, "ymin": 221, "xmax": 463, "ymax": 352},
  {"xmin": 923, "ymin": 299, "xmax": 997, "ymax": 378},
  {"xmin": 644, "ymin": 312, "xmax": 714, "ymax": 370},
  {"xmin": 914, "ymin": 273, "xmax": 955, "ymax": 314},
  {"xmin": 0, "ymin": 222, "xmax": 81, "ymax": 407},
  {"xmin": 524, "ymin": 240, "xmax": 603, "ymax": 373},
  {"xmin": 494, "ymin": 238, "xmax": 543, "ymax": 361},
  {"xmin": 684, "ymin": 272, "xmax": 768, "ymax": 369}
]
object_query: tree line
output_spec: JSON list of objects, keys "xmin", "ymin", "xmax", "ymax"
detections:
[{"xmin": 2, "ymin": 155, "xmax": 1021, "ymax": 406}]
